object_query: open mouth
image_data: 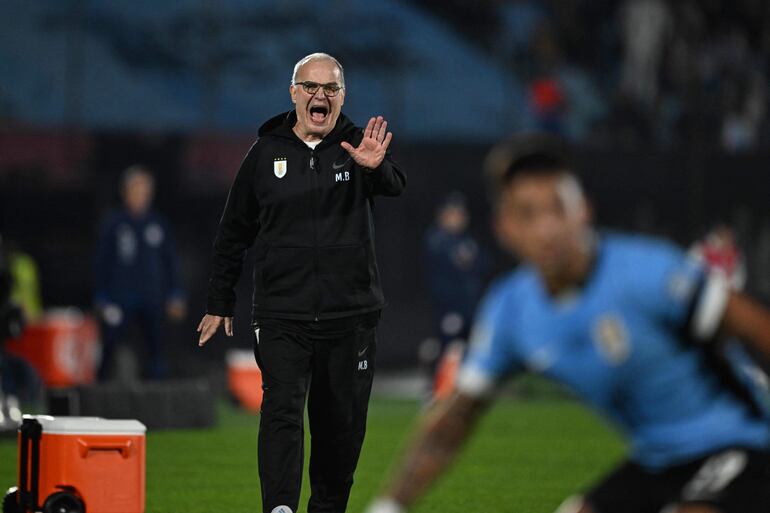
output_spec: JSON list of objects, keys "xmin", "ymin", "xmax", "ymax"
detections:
[{"xmin": 309, "ymin": 104, "xmax": 329, "ymax": 124}]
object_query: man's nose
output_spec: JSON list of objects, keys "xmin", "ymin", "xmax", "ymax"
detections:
[{"xmin": 534, "ymin": 211, "xmax": 561, "ymax": 238}]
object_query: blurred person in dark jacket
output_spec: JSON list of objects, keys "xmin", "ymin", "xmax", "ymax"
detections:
[
  {"xmin": 197, "ymin": 52, "xmax": 405, "ymax": 513},
  {"xmin": 94, "ymin": 165, "xmax": 186, "ymax": 381},
  {"xmin": 422, "ymin": 193, "xmax": 486, "ymax": 384}
]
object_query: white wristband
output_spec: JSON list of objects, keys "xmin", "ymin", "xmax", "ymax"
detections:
[
  {"xmin": 365, "ymin": 497, "xmax": 406, "ymax": 513},
  {"xmin": 692, "ymin": 272, "xmax": 729, "ymax": 341}
]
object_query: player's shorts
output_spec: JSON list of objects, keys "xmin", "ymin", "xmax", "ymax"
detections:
[{"xmin": 585, "ymin": 446, "xmax": 770, "ymax": 513}]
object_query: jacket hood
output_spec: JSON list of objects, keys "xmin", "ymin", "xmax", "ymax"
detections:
[{"xmin": 258, "ymin": 110, "xmax": 357, "ymax": 145}]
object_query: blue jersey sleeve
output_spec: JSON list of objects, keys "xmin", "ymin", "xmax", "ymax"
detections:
[
  {"xmin": 631, "ymin": 241, "xmax": 708, "ymax": 331},
  {"xmin": 456, "ymin": 280, "xmax": 523, "ymax": 397}
]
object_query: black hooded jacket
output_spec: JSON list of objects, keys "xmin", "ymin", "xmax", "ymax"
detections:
[{"xmin": 206, "ymin": 111, "xmax": 406, "ymax": 321}]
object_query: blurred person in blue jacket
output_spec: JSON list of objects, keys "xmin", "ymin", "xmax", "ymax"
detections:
[
  {"xmin": 422, "ymin": 193, "xmax": 486, "ymax": 380},
  {"xmin": 94, "ymin": 165, "xmax": 186, "ymax": 381}
]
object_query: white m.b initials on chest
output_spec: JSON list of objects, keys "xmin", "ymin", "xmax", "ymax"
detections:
[{"xmin": 335, "ymin": 171, "xmax": 350, "ymax": 182}]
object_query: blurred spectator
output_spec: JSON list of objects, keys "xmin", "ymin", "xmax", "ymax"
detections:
[
  {"xmin": 422, "ymin": 193, "xmax": 486, "ymax": 384},
  {"xmin": 0, "ymin": 238, "xmax": 21, "ymax": 342},
  {"xmin": 497, "ymin": 0, "xmax": 549, "ymax": 71},
  {"xmin": 522, "ymin": 18, "xmax": 605, "ymax": 140},
  {"xmin": 94, "ymin": 165, "xmax": 186, "ymax": 381},
  {"xmin": 619, "ymin": 0, "xmax": 673, "ymax": 109},
  {"xmin": 0, "ymin": 235, "xmax": 37, "ymax": 430},
  {"xmin": 3, "ymin": 239, "xmax": 42, "ymax": 323},
  {"xmin": 721, "ymin": 71, "xmax": 767, "ymax": 152},
  {"xmin": 529, "ymin": 76, "xmax": 567, "ymax": 134},
  {"xmin": 528, "ymin": 22, "xmax": 568, "ymax": 135}
]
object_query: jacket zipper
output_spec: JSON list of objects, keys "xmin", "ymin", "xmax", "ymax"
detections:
[{"xmin": 310, "ymin": 149, "xmax": 320, "ymax": 321}]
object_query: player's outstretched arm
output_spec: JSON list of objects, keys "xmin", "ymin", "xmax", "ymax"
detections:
[
  {"xmin": 720, "ymin": 291, "xmax": 770, "ymax": 360},
  {"xmin": 365, "ymin": 392, "xmax": 489, "ymax": 513}
]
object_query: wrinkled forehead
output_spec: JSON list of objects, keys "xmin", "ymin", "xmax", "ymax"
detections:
[{"xmin": 295, "ymin": 59, "xmax": 343, "ymax": 83}]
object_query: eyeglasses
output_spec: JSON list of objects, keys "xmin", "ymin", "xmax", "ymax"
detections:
[{"xmin": 294, "ymin": 81, "xmax": 343, "ymax": 97}]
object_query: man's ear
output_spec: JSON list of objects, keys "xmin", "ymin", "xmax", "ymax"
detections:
[{"xmin": 289, "ymin": 84, "xmax": 297, "ymax": 105}]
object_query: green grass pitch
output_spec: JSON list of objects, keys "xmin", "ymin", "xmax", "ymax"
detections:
[{"xmin": 0, "ymin": 397, "xmax": 625, "ymax": 512}]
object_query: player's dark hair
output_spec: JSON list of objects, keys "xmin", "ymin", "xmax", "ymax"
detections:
[
  {"xmin": 484, "ymin": 133, "xmax": 576, "ymax": 204},
  {"xmin": 121, "ymin": 164, "xmax": 154, "ymax": 190}
]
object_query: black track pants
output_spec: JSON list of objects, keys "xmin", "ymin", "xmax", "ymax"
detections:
[{"xmin": 253, "ymin": 311, "xmax": 379, "ymax": 513}]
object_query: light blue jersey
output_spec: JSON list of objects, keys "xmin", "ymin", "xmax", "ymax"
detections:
[{"xmin": 458, "ymin": 233, "xmax": 770, "ymax": 469}]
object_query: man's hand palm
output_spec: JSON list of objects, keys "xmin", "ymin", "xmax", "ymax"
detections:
[
  {"xmin": 341, "ymin": 115, "xmax": 393, "ymax": 170},
  {"xmin": 350, "ymin": 138, "xmax": 386, "ymax": 168}
]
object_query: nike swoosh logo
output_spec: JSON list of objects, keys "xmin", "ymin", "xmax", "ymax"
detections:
[
  {"xmin": 358, "ymin": 346, "xmax": 368, "ymax": 357},
  {"xmin": 332, "ymin": 157, "xmax": 351, "ymax": 170}
]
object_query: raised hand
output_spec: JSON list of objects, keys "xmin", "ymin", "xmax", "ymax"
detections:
[{"xmin": 340, "ymin": 116, "xmax": 393, "ymax": 170}]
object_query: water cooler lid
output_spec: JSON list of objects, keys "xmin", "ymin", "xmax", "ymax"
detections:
[{"xmin": 24, "ymin": 414, "xmax": 147, "ymax": 435}]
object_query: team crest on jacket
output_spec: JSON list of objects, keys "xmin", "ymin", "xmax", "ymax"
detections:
[
  {"xmin": 274, "ymin": 158, "xmax": 287, "ymax": 178},
  {"xmin": 592, "ymin": 313, "xmax": 631, "ymax": 365}
]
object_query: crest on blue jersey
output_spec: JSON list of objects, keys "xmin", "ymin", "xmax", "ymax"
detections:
[{"xmin": 592, "ymin": 314, "xmax": 631, "ymax": 365}]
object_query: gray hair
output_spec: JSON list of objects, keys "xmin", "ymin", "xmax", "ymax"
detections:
[{"xmin": 291, "ymin": 53, "xmax": 345, "ymax": 88}]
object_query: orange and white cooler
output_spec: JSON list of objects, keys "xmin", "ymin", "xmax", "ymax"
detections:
[
  {"xmin": 6, "ymin": 415, "xmax": 146, "ymax": 513},
  {"xmin": 4, "ymin": 309, "xmax": 99, "ymax": 388},
  {"xmin": 226, "ymin": 349, "xmax": 264, "ymax": 413}
]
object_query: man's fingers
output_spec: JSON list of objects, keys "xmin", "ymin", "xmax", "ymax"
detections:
[
  {"xmin": 341, "ymin": 141, "xmax": 356, "ymax": 154},
  {"xmin": 198, "ymin": 315, "xmax": 224, "ymax": 347},
  {"xmin": 364, "ymin": 117, "xmax": 376, "ymax": 139},
  {"xmin": 377, "ymin": 120, "xmax": 388, "ymax": 143},
  {"xmin": 198, "ymin": 325, "xmax": 213, "ymax": 347},
  {"xmin": 196, "ymin": 318, "xmax": 204, "ymax": 332},
  {"xmin": 201, "ymin": 322, "xmax": 219, "ymax": 345},
  {"xmin": 382, "ymin": 131, "xmax": 393, "ymax": 151},
  {"xmin": 225, "ymin": 317, "xmax": 233, "ymax": 337},
  {"xmin": 372, "ymin": 116, "xmax": 384, "ymax": 140}
]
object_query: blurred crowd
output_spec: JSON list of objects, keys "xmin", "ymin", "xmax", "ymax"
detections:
[{"xmin": 423, "ymin": 0, "xmax": 770, "ymax": 149}]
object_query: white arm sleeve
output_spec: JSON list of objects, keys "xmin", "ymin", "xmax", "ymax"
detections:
[{"xmin": 691, "ymin": 271, "xmax": 730, "ymax": 341}]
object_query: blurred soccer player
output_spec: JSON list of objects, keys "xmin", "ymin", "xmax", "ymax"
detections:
[{"xmin": 365, "ymin": 134, "xmax": 770, "ymax": 513}]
